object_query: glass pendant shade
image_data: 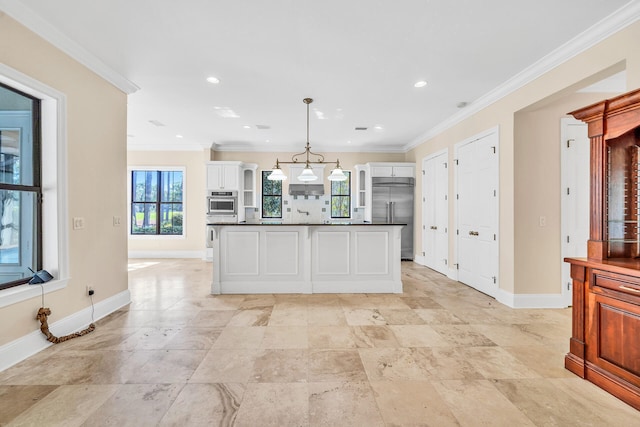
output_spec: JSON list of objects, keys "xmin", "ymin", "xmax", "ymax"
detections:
[
  {"xmin": 268, "ymin": 166, "xmax": 287, "ymax": 181},
  {"xmin": 297, "ymin": 165, "xmax": 318, "ymax": 182},
  {"xmin": 327, "ymin": 167, "xmax": 347, "ymax": 181}
]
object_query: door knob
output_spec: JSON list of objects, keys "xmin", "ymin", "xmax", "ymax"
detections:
[{"xmin": 430, "ymin": 226, "xmax": 437, "ymax": 230}]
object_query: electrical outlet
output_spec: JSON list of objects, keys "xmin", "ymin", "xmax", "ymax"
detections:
[
  {"xmin": 86, "ymin": 285, "xmax": 94, "ymax": 296},
  {"xmin": 113, "ymin": 216, "xmax": 122, "ymax": 226}
]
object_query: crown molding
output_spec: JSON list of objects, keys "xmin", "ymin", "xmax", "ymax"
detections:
[
  {"xmin": 403, "ymin": 1, "xmax": 640, "ymax": 152},
  {"xmin": 127, "ymin": 142, "xmax": 209, "ymax": 152},
  {"xmin": 0, "ymin": 0, "xmax": 139, "ymax": 94},
  {"xmin": 211, "ymin": 142, "xmax": 405, "ymax": 154}
]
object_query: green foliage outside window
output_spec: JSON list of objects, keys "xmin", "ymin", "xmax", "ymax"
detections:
[
  {"xmin": 262, "ymin": 171, "xmax": 282, "ymax": 218},
  {"xmin": 131, "ymin": 170, "xmax": 183, "ymax": 235},
  {"xmin": 331, "ymin": 171, "xmax": 351, "ymax": 218}
]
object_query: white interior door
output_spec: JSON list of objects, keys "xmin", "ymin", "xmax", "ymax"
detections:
[
  {"xmin": 456, "ymin": 129, "xmax": 499, "ymax": 297},
  {"xmin": 422, "ymin": 150, "xmax": 449, "ymax": 275},
  {"xmin": 561, "ymin": 118, "xmax": 589, "ymax": 307}
]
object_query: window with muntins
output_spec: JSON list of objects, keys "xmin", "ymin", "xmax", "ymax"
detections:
[
  {"xmin": 262, "ymin": 171, "xmax": 282, "ymax": 218},
  {"xmin": 131, "ymin": 170, "xmax": 183, "ymax": 235},
  {"xmin": 0, "ymin": 83, "xmax": 42, "ymax": 291},
  {"xmin": 331, "ymin": 171, "xmax": 351, "ymax": 218}
]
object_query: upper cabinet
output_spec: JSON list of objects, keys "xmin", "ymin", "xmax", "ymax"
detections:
[
  {"xmin": 369, "ymin": 162, "xmax": 415, "ymax": 178},
  {"xmin": 242, "ymin": 163, "xmax": 258, "ymax": 207},
  {"xmin": 206, "ymin": 162, "xmax": 241, "ymax": 191},
  {"xmin": 354, "ymin": 164, "xmax": 368, "ymax": 208}
]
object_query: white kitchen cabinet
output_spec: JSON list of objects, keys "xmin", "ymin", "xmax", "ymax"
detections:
[
  {"xmin": 207, "ymin": 162, "xmax": 241, "ymax": 190},
  {"xmin": 288, "ymin": 164, "xmax": 326, "ymax": 184},
  {"xmin": 355, "ymin": 164, "xmax": 368, "ymax": 208},
  {"xmin": 369, "ymin": 163, "xmax": 415, "ymax": 178},
  {"xmin": 242, "ymin": 163, "xmax": 258, "ymax": 207}
]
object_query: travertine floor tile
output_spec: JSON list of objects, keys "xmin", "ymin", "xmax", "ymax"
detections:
[
  {"xmin": 492, "ymin": 378, "xmax": 639, "ymax": 426},
  {"xmin": 431, "ymin": 379, "xmax": 536, "ymax": 427},
  {"xmin": 81, "ymin": 383, "xmax": 183, "ymax": 426},
  {"xmin": 160, "ymin": 383, "xmax": 244, "ymax": 426},
  {"xmin": 261, "ymin": 325, "xmax": 308, "ymax": 348},
  {"xmin": 308, "ymin": 349, "xmax": 368, "ymax": 382},
  {"xmin": 189, "ymin": 348, "xmax": 259, "ymax": 383},
  {"xmin": 370, "ymin": 380, "xmax": 460, "ymax": 426},
  {"xmin": 1, "ymin": 259, "xmax": 636, "ymax": 425},
  {"xmin": 250, "ymin": 349, "xmax": 308, "ymax": 383},
  {"xmin": 308, "ymin": 326, "xmax": 357, "ymax": 348},
  {"xmin": 388, "ymin": 324, "xmax": 450, "ymax": 347},
  {"xmin": 234, "ymin": 383, "xmax": 309, "ymax": 426},
  {"xmin": 309, "ymin": 381, "xmax": 384, "ymax": 426},
  {"xmin": 358, "ymin": 347, "xmax": 430, "ymax": 381},
  {"xmin": 211, "ymin": 326, "xmax": 265, "ymax": 349},
  {"xmin": 8, "ymin": 384, "xmax": 119, "ymax": 426},
  {"xmin": 0, "ymin": 385, "xmax": 58, "ymax": 425},
  {"xmin": 351, "ymin": 325, "xmax": 400, "ymax": 348}
]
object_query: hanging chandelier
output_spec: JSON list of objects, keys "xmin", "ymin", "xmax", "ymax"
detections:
[{"xmin": 268, "ymin": 98, "xmax": 347, "ymax": 182}]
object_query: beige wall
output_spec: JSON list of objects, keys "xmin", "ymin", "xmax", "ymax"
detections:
[
  {"xmin": 127, "ymin": 150, "xmax": 208, "ymax": 255},
  {"xmin": 514, "ymin": 92, "xmax": 614, "ymax": 294},
  {"xmin": 0, "ymin": 15, "xmax": 128, "ymax": 345},
  {"xmin": 407, "ymin": 20, "xmax": 640, "ymax": 297}
]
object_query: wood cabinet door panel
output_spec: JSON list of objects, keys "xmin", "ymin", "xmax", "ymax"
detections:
[{"xmin": 588, "ymin": 293, "xmax": 640, "ymax": 386}]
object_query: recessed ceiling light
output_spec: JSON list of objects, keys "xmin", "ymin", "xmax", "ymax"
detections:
[
  {"xmin": 414, "ymin": 80, "xmax": 427, "ymax": 88},
  {"xmin": 373, "ymin": 125, "xmax": 384, "ymax": 131},
  {"xmin": 347, "ymin": 140, "xmax": 352, "ymax": 144},
  {"xmin": 176, "ymin": 134, "xmax": 183, "ymax": 138},
  {"xmin": 206, "ymin": 76, "xmax": 220, "ymax": 84},
  {"xmin": 243, "ymin": 125, "xmax": 251, "ymax": 129}
]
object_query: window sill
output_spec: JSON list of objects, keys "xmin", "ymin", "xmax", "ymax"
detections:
[
  {"xmin": 0, "ymin": 278, "xmax": 69, "ymax": 309},
  {"xmin": 128, "ymin": 234, "xmax": 185, "ymax": 240}
]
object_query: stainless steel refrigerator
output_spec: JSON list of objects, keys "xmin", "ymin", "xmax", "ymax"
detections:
[{"xmin": 371, "ymin": 177, "xmax": 415, "ymax": 260}]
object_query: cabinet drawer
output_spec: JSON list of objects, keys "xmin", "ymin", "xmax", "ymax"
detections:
[{"xmin": 592, "ymin": 269, "xmax": 640, "ymax": 301}]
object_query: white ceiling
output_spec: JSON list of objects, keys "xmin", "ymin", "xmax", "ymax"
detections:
[{"xmin": 2, "ymin": 0, "xmax": 637, "ymax": 152}]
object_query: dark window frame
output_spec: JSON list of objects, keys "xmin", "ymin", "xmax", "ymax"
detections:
[
  {"xmin": 130, "ymin": 170, "xmax": 184, "ymax": 235},
  {"xmin": 0, "ymin": 82, "xmax": 43, "ymax": 291},
  {"xmin": 261, "ymin": 171, "xmax": 282, "ymax": 218},
  {"xmin": 331, "ymin": 171, "xmax": 351, "ymax": 219}
]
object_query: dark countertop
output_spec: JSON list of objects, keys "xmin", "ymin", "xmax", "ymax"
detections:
[{"xmin": 206, "ymin": 222, "xmax": 407, "ymax": 226}]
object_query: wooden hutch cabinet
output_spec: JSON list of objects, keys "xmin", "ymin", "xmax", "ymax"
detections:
[{"xmin": 565, "ymin": 88, "xmax": 640, "ymax": 410}]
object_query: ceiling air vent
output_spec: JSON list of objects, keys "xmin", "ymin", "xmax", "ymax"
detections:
[
  {"xmin": 355, "ymin": 127, "xmax": 368, "ymax": 131},
  {"xmin": 256, "ymin": 124, "xmax": 271, "ymax": 130},
  {"xmin": 148, "ymin": 120, "xmax": 165, "ymax": 127}
]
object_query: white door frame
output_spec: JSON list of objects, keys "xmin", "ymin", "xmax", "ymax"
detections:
[
  {"xmin": 454, "ymin": 126, "xmax": 500, "ymax": 296},
  {"xmin": 560, "ymin": 117, "xmax": 589, "ymax": 307}
]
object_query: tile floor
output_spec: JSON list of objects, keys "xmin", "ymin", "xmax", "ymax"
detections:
[{"xmin": 0, "ymin": 259, "xmax": 638, "ymax": 426}]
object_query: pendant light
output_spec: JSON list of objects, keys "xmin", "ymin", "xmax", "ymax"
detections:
[{"xmin": 268, "ymin": 98, "xmax": 347, "ymax": 182}]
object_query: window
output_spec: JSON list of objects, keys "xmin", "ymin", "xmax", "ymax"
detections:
[
  {"xmin": 262, "ymin": 171, "xmax": 282, "ymax": 218},
  {"xmin": 0, "ymin": 83, "xmax": 42, "ymax": 291},
  {"xmin": 331, "ymin": 171, "xmax": 351, "ymax": 218},
  {"xmin": 131, "ymin": 170, "xmax": 183, "ymax": 235}
]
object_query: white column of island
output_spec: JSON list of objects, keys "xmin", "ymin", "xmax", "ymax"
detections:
[{"xmin": 206, "ymin": 223, "xmax": 404, "ymax": 294}]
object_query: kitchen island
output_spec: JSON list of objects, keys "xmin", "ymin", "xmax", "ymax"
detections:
[{"xmin": 206, "ymin": 223, "xmax": 404, "ymax": 294}]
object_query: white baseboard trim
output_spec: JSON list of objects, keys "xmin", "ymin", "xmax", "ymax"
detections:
[
  {"xmin": 0, "ymin": 289, "xmax": 131, "ymax": 372},
  {"xmin": 128, "ymin": 250, "xmax": 205, "ymax": 259},
  {"xmin": 413, "ymin": 255, "xmax": 426, "ymax": 266},
  {"xmin": 496, "ymin": 288, "xmax": 569, "ymax": 309},
  {"xmin": 447, "ymin": 267, "xmax": 458, "ymax": 281}
]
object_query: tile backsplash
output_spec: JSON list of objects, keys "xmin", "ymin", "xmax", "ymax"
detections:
[{"xmin": 244, "ymin": 194, "xmax": 362, "ymax": 223}]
